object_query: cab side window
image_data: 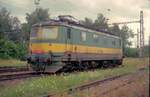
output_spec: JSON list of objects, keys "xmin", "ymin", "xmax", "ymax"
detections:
[
  {"xmin": 81, "ymin": 32, "xmax": 86, "ymax": 41},
  {"xmin": 93, "ymin": 34, "xmax": 99, "ymax": 43}
]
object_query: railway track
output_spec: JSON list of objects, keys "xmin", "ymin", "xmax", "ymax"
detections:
[
  {"xmin": 40, "ymin": 67, "xmax": 148, "ymax": 97},
  {"xmin": 0, "ymin": 65, "xmax": 148, "ymax": 96},
  {"xmin": 0, "ymin": 66, "xmax": 29, "ymax": 73},
  {"xmin": 0, "ymin": 71, "xmax": 47, "ymax": 82}
]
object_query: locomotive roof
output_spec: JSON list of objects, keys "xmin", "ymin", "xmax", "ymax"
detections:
[{"xmin": 32, "ymin": 20, "xmax": 121, "ymax": 39}]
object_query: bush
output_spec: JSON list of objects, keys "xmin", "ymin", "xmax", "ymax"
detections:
[
  {"xmin": 124, "ymin": 47, "xmax": 138, "ymax": 57},
  {"xmin": 0, "ymin": 39, "xmax": 27, "ymax": 59}
]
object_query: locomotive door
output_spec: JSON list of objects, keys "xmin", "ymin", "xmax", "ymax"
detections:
[{"xmin": 66, "ymin": 27, "xmax": 73, "ymax": 52}]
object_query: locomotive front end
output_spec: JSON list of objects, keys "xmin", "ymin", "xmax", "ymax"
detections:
[{"xmin": 27, "ymin": 25, "xmax": 58, "ymax": 72}]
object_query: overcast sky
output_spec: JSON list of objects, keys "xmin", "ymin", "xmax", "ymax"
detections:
[{"xmin": 0, "ymin": 0, "xmax": 150, "ymax": 44}]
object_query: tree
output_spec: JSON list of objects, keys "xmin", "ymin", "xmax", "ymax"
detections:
[
  {"xmin": 80, "ymin": 13, "xmax": 109, "ymax": 32},
  {"xmin": 22, "ymin": 8, "xmax": 50, "ymax": 41},
  {"xmin": 80, "ymin": 17, "xmax": 93, "ymax": 28},
  {"xmin": 124, "ymin": 47, "xmax": 138, "ymax": 57},
  {"xmin": 21, "ymin": 23, "xmax": 29, "ymax": 41},
  {"xmin": 0, "ymin": 8, "xmax": 11, "ymax": 38},
  {"xmin": 0, "ymin": 7, "xmax": 22, "ymax": 42},
  {"xmin": 25, "ymin": 8, "xmax": 50, "ymax": 32},
  {"xmin": 6, "ymin": 16, "xmax": 22, "ymax": 43},
  {"xmin": 120, "ymin": 25, "xmax": 134, "ymax": 47},
  {"xmin": 120, "ymin": 25, "xmax": 134, "ymax": 55},
  {"xmin": 0, "ymin": 38, "xmax": 27, "ymax": 59},
  {"xmin": 10, "ymin": 17, "xmax": 21, "ymax": 30},
  {"xmin": 93, "ymin": 13, "xmax": 108, "ymax": 31},
  {"xmin": 108, "ymin": 24, "xmax": 120, "ymax": 36}
]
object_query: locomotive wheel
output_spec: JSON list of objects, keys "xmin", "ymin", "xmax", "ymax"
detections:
[
  {"xmin": 82, "ymin": 62, "xmax": 88, "ymax": 70},
  {"xmin": 40, "ymin": 63, "xmax": 46, "ymax": 73},
  {"xmin": 102, "ymin": 61, "xmax": 109, "ymax": 68},
  {"xmin": 76, "ymin": 62, "xmax": 84, "ymax": 71}
]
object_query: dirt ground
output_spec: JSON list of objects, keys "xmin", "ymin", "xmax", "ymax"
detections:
[{"xmin": 64, "ymin": 69, "xmax": 149, "ymax": 97}]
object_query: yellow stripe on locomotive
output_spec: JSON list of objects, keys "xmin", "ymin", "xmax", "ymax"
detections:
[{"xmin": 30, "ymin": 43, "xmax": 122, "ymax": 54}]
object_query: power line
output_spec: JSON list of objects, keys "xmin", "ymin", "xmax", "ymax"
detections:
[
  {"xmin": 108, "ymin": 20, "xmax": 140, "ymax": 25},
  {"xmin": 108, "ymin": 11, "xmax": 144, "ymax": 57}
]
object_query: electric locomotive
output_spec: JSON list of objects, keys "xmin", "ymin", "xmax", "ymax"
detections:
[{"xmin": 27, "ymin": 15, "xmax": 123, "ymax": 73}]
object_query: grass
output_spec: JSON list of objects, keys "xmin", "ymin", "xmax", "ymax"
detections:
[
  {"xmin": 73, "ymin": 68, "xmax": 149, "ymax": 97},
  {"xmin": 0, "ymin": 58, "xmax": 149, "ymax": 97},
  {"xmin": 0, "ymin": 59, "xmax": 27, "ymax": 67},
  {"xmin": 123, "ymin": 57, "xmax": 149, "ymax": 69}
]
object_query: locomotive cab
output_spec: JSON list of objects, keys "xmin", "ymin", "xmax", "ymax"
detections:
[
  {"xmin": 28, "ymin": 25, "xmax": 59, "ymax": 71},
  {"xmin": 30, "ymin": 26, "xmax": 58, "ymax": 54}
]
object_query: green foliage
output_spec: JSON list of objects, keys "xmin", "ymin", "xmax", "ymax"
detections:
[
  {"xmin": 25, "ymin": 8, "xmax": 50, "ymax": 32},
  {"xmin": 80, "ymin": 17, "xmax": 93, "ymax": 28},
  {"xmin": 26, "ymin": 8, "xmax": 50, "ymax": 25},
  {"xmin": 0, "ymin": 7, "xmax": 50, "ymax": 59},
  {"xmin": 123, "ymin": 46, "xmax": 149, "ymax": 57},
  {"xmin": 124, "ymin": 48, "xmax": 138, "ymax": 57},
  {"xmin": 0, "ymin": 39, "xmax": 27, "ymax": 59},
  {"xmin": 0, "ymin": 7, "xmax": 27, "ymax": 59},
  {"xmin": 0, "ymin": 7, "xmax": 22, "ymax": 43},
  {"xmin": 120, "ymin": 25, "xmax": 134, "ymax": 54},
  {"xmin": 80, "ymin": 13, "xmax": 108, "ymax": 31},
  {"xmin": 143, "ymin": 45, "xmax": 150, "ymax": 57},
  {"xmin": 93, "ymin": 13, "xmax": 108, "ymax": 30},
  {"xmin": 120, "ymin": 25, "xmax": 134, "ymax": 46},
  {"xmin": 0, "ymin": 8, "xmax": 11, "ymax": 38},
  {"xmin": 108, "ymin": 24, "xmax": 120, "ymax": 36},
  {"xmin": 21, "ymin": 23, "xmax": 30, "ymax": 41},
  {"xmin": 22, "ymin": 8, "xmax": 50, "ymax": 42}
]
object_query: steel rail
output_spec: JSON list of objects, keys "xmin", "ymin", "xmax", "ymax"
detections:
[
  {"xmin": 0, "ymin": 71, "xmax": 45, "ymax": 81},
  {"xmin": 0, "ymin": 66, "xmax": 29, "ymax": 73},
  {"xmin": 40, "ymin": 67, "xmax": 148, "ymax": 97}
]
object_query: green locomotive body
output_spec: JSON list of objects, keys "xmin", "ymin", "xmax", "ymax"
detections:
[{"xmin": 27, "ymin": 16, "xmax": 123, "ymax": 72}]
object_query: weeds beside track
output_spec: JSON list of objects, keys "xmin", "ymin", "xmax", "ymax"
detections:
[{"xmin": 41, "ymin": 67, "xmax": 149, "ymax": 97}]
